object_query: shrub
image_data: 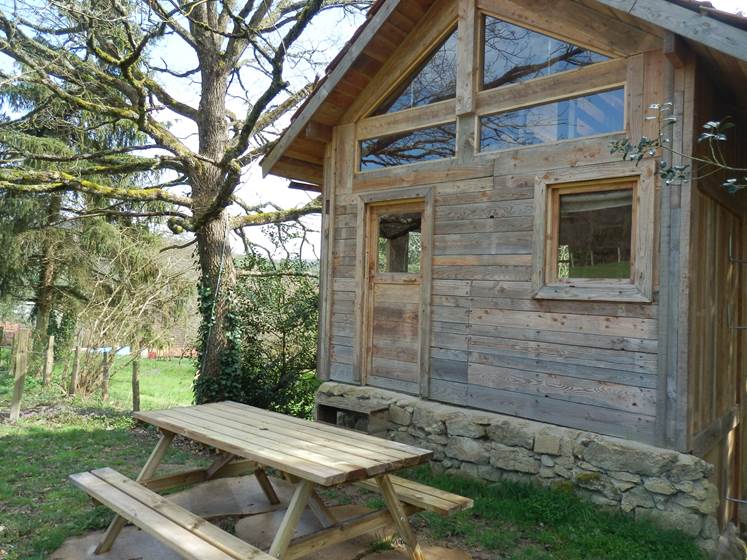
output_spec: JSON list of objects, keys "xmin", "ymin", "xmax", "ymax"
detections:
[{"xmin": 194, "ymin": 254, "xmax": 320, "ymax": 418}]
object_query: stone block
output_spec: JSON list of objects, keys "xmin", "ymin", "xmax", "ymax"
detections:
[
  {"xmin": 609, "ymin": 471, "xmax": 641, "ymax": 484},
  {"xmin": 540, "ymin": 455, "xmax": 555, "ymax": 467},
  {"xmin": 487, "ymin": 420, "xmax": 535, "ymax": 449},
  {"xmin": 643, "ymin": 477, "xmax": 677, "ymax": 495},
  {"xmin": 539, "ymin": 466, "xmax": 556, "ymax": 479},
  {"xmin": 581, "ymin": 437, "xmax": 677, "ymax": 476},
  {"xmin": 534, "ymin": 429, "xmax": 562, "ymax": 456},
  {"xmin": 574, "ymin": 471, "xmax": 619, "ymax": 500},
  {"xmin": 610, "ymin": 478, "xmax": 637, "ymax": 493},
  {"xmin": 412, "ymin": 403, "xmax": 455, "ymax": 434},
  {"xmin": 668, "ymin": 453, "xmax": 713, "ymax": 482},
  {"xmin": 446, "ymin": 417, "xmax": 486, "ymax": 438},
  {"xmin": 636, "ymin": 505, "xmax": 703, "ymax": 537},
  {"xmin": 445, "ymin": 436, "xmax": 488, "ymax": 464},
  {"xmin": 621, "ymin": 487, "xmax": 654, "ymax": 512},
  {"xmin": 389, "ymin": 405, "xmax": 412, "ymax": 426},
  {"xmin": 459, "ymin": 462, "xmax": 480, "ymax": 479},
  {"xmin": 490, "ymin": 444, "xmax": 539, "ymax": 474},
  {"xmin": 477, "ymin": 465, "xmax": 503, "ymax": 482}
]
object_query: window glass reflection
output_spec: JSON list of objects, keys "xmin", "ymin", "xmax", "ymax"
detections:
[
  {"xmin": 378, "ymin": 213, "xmax": 422, "ymax": 274},
  {"xmin": 479, "ymin": 88, "xmax": 624, "ymax": 152},
  {"xmin": 482, "ymin": 15, "xmax": 608, "ymax": 90},
  {"xmin": 360, "ymin": 123, "xmax": 456, "ymax": 170},
  {"xmin": 373, "ymin": 28, "xmax": 458, "ymax": 115},
  {"xmin": 556, "ymin": 188, "xmax": 633, "ymax": 280}
]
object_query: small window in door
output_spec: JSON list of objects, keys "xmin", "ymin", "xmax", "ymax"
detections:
[{"xmin": 377, "ymin": 212, "xmax": 422, "ymax": 273}]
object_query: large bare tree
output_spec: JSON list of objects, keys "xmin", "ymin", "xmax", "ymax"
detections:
[{"xmin": 0, "ymin": 0, "xmax": 368, "ymax": 385}]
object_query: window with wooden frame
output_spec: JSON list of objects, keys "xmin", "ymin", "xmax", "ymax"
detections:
[
  {"xmin": 480, "ymin": 15, "xmax": 609, "ymax": 92},
  {"xmin": 532, "ymin": 162, "xmax": 655, "ymax": 302},
  {"xmin": 479, "ymin": 87, "xmax": 625, "ymax": 153}
]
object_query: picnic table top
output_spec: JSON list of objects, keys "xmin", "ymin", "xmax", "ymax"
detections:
[{"xmin": 134, "ymin": 401, "xmax": 434, "ymax": 486}]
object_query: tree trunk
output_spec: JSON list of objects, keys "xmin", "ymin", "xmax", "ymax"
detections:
[
  {"xmin": 33, "ymin": 194, "xmax": 62, "ymax": 358},
  {"xmin": 132, "ymin": 345, "xmax": 141, "ymax": 412},
  {"xmin": 195, "ymin": 210, "xmax": 237, "ymax": 389},
  {"xmin": 192, "ymin": 60, "xmax": 236, "ymax": 396}
]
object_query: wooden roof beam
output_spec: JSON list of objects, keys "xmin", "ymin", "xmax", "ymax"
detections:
[
  {"xmin": 261, "ymin": 0, "xmax": 402, "ymax": 178},
  {"xmin": 305, "ymin": 122, "xmax": 333, "ymax": 144},
  {"xmin": 595, "ymin": 0, "xmax": 747, "ymax": 63},
  {"xmin": 663, "ymin": 32, "xmax": 688, "ymax": 69}
]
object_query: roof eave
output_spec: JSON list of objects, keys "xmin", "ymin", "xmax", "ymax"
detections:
[{"xmin": 261, "ymin": 0, "xmax": 400, "ymax": 180}]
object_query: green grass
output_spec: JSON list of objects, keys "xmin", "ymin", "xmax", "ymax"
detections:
[
  {"xmin": 107, "ymin": 356, "xmax": 196, "ymax": 410},
  {"xmin": 566, "ymin": 261, "xmax": 631, "ymax": 279},
  {"xmin": 401, "ymin": 467, "xmax": 705, "ymax": 560},
  {"xmin": 0, "ymin": 357, "xmax": 706, "ymax": 560},
  {"xmin": 0, "ymin": 357, "xmax": 201, "ymax": 560}
]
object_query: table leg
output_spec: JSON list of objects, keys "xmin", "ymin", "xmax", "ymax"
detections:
[
  {"xmin": 269, "ymin": 479, "xmax": 314, "ymax": 559},
  {"xmin": 256, "ymin": 468, "xmax": 281, "ymax": 505},
  {"xmin": 95, "ymin": 431, "xmax": 175, "ymax": 554},
  {"xmin": 205, "ymin": 452, "xmax": 236, "ymax": 479},
  {"xmin": 281, "ymin": 472, "xmax": 335, "ymax": 528},
  {"xmin": 376, "ymin": 475, "xmax": 425, "ymax": 560}
]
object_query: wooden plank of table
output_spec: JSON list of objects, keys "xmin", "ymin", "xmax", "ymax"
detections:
[
  {"xmin": 157, "ymin": 407, "xmax": 377, "ymax": 475},
  {"xmin": 199, "ymin": 403, "xmax": 423, "ymax": 469},
  {"xmin": 93, "ymin": 468, "xmax": 269, "ymax": 560},
  {"xmin": 219, "ymin": 401, "xmax": 433, "ymax": 458},
  {"xmin": 135, "ymin": 410, "xmax": 352, "ymax": 486},
  {"xmin": 96, "ymin": 430, "xmax": 175, "ymax": 553},
  {"xmin": 206, "ymin": 402, "xmax": 409, "ymax": 462},
  {"xmin": 69, "ymin": 472, "xmax": 237, "ymax": 560},
  {"xmin": 169, "ymin": 406, "xmax": 386, "ymax": 472},
  {"xmin": 143, "ymin": 459, "xmax": 258, "ymax": 492},
  {"xmin": 285, "ymin": 504, "xmax": 419, "ymax": 560},
  {"xmin": 209, "ymin": 402, "xmax": 428, "ymax": 463},
  {"xmin": 355, "ymin": 479, "xmax": 459, "ymax": 514}
]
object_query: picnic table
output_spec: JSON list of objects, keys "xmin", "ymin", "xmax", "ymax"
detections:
[{"xmin": 70, "ymin": 401, "xmax": 472, "ymax": 560}]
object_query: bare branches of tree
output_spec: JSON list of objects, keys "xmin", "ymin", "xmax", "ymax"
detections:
[{"xmin": 0, "ymin": 0, "xmax": 371, "ymax": 380}]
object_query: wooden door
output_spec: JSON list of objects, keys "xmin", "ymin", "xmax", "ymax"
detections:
[{"xmin": 362, "ymin": 200, "xmax": 425, "ymax": 395}]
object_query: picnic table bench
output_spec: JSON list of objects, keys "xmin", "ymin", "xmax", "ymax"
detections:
[{"xmin": 70, "ymin": 401, "xmax": 472, "ymax": 560}]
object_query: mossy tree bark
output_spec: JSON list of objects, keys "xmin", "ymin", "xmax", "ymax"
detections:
[
  {"xmin": 0, "ymin": 0, "xmax": 356, "ymax": 386},
  {"xmin": 32, "ymin": 194, "xmax": 62, "ymax": 361}
]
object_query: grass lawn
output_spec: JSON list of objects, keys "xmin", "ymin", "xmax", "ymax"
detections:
[
  {"xmin": 0, "ymin": 357, "xmax": 202, "ymax": 560},
  {"xmin": 0, "ymin": 357, "xmax": 705, "ymax": 560}
]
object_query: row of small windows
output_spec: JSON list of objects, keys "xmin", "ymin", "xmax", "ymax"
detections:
[
  {"xmin": 360, "ymin": 15, "xmax": 623, "ymax": 171},
  {"xmin": 360, "ymin": 88, "xmax": 624, "ymax": 171}
]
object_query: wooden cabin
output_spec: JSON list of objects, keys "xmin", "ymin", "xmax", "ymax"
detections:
[{"xmin": 263, "ymin": 0, "xmax": 747, "ymax": 529}]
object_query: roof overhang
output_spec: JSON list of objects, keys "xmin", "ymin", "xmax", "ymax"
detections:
[
  {"xmin": 595, "ymin": 0, "xmax": 747, "ymax": 62},
  {"xmin": 261, "ymin": 0, "xmax": 747, "ymax": 186}
]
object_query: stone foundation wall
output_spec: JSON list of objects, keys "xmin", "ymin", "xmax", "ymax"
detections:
[{"xmin": 317, "ymin": 382, "xmax": 746, "ymax": 559}]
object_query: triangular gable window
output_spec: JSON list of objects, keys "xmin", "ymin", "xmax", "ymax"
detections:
[
  {"xmin": 482, "ymin": 15, "xmax": 608, "ymax": 91},
  {"xmin": 372, "ymin": 27, "xmax": 458, "ymax": 116}
]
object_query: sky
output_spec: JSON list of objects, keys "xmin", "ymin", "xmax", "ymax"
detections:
[{"xmin": 709, "ymin": 0, "xmax": 745, "ymax": 13}]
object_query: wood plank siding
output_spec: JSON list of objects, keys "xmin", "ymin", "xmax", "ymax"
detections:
[
  {"xmin": 319, "ymin": 0, "xmax": 675, "ymax": 445},
  {"xmin": 297, "ymin": 0, "xmax": 747, "ymax": 465},
  {"xmin": 686, "ymin": 63, "xmax": 747, "ymax": 525}
]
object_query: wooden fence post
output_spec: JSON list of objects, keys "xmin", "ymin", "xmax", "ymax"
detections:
[
  {"xmin": 9, "ymin": 329, "xmax": 31, "ymax": 423},
  {"xmin": 43, "ymin": 334, "xmax": 54, "ymax": 386},
  {"xmin": 101, "ymin": 351, "xmax": 112, "ymax": 401},
  {"xmin": 69, "ymin": 341, "xmax": 81, "ymax": 396},
  {"xmin": 132, "ymin": 352, "xmax": 141, "ymax": 412}
]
